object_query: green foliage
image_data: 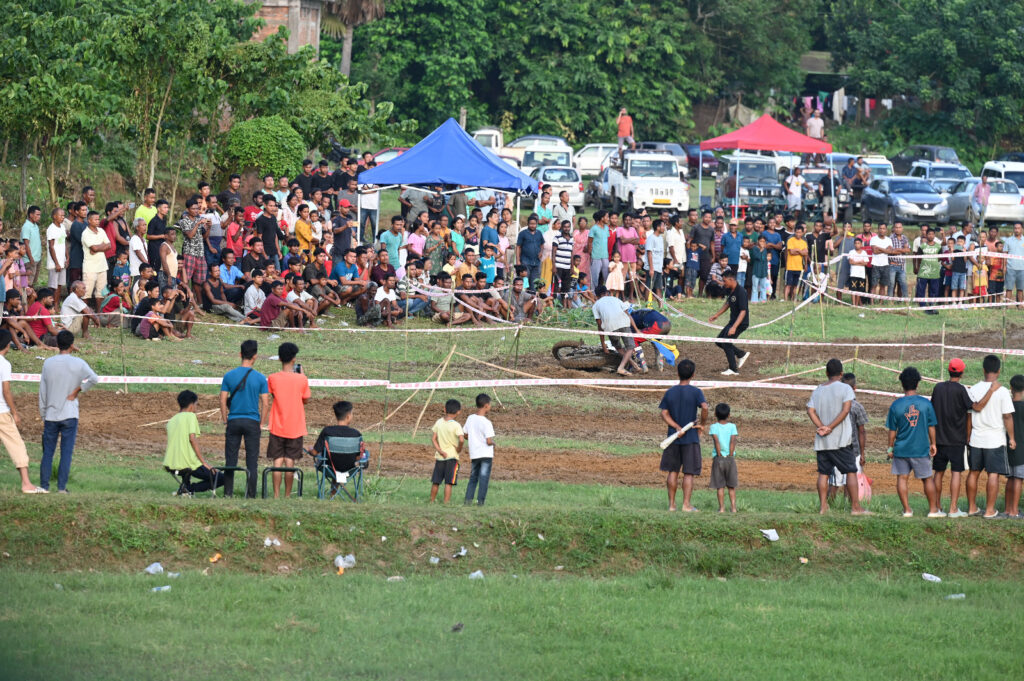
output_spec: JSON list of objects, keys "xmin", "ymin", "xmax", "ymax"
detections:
[
  {"xmin": 826, "ymin": 0, "xmax": 1024, "ymax": 146},
  {"xmin": 223, "ymin": 115, "xmax": 307, "ymax": 178}
]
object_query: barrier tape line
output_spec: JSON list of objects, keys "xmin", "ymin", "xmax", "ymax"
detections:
[{"xmin": 817, "ymin": 289, "xmax": 1024, "ymax": 319}]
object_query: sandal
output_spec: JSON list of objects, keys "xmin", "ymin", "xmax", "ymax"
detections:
[{"xmin": 616, "ymin": 369, "xmax": 633, "ymax": 377}]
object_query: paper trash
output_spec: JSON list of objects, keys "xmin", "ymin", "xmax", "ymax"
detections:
[
  {"xmin": 143, "ymin": 562, "xmax": 164, "ymax": 575},
  {"xmin": 760, "ymin": 529, "xmax": 779, "ymax": 542},
  {"xmin": 468, "ymin": 570, "xmax": 484, "ymax": 580}
]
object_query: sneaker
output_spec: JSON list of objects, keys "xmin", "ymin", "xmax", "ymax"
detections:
[
  {"xmin": 926, "ymin": 511, "xmax": 947, "ymax": 518},
  {"xmin": 901, "ymin": 511, "xmax": 914, "ymax": 518},
  {"xmin": 968, "ymin": 509, "xmax": 984, "ymax": 517},
  {"xmin": 736, "ymin": 352, "xmax": 750, "ymax": 369},
  {"xmin": 983, "ymin": 512, "xmax": 1008, "ymax": 519},
  {"xmin": 947, "ymin": 509, "xmax": 968, "ymax": 518},
  {"xmin": 720, "ymin": 369, "xmax": 738, "ymax": 376},
  {"xmin": 57, "ymin": 489, "xmax": 69, "ymax": 495}
]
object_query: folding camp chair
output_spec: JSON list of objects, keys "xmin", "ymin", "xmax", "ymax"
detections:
[
  {"xmin": 165, "ymin": 466, "xmax": 218, "ymax": 498},
  {"xmin": 313, "ymin": 436, "xmax": 368, "ymax": 502}
]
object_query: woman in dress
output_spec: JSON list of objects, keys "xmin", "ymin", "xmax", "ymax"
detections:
[{"xmin": 572, "ymin": 216, "xmax": 591, "ymax": 283}]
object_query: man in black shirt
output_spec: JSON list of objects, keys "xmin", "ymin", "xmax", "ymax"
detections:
[
  {"xmin": 807, "ymin": 220, "xmax": 830, "ymax": 274},
  {"xmin": 292, "ymin": 159, "xmax": 315, "ymax": 197},
  {"xmin": 218, "ymin": 174, "xmax": 242, "ymax": 208},
  {"xmin": 240, "ymin": 238, "xmax": 272, "ymax": 278},
  {"xmin": 312, "ymin": 160, "xmax": 334, "ymax": 201},
  {"xmin": 689, "ymin": 211, "xmax": 715, "ymax": 294},
  {"xmin": 145, "ymin": 199, "xmax": 172, "ymax": 270},
  {"xmin": 312, "ymin": 400, "xmax": 365, "ymax": 496},
  {"xmin": 253, "ymin": 198, "xmax": 284, "ymax": 269},
  {"xmin": 709, "ymin": 268, "xmax": 749, "ymax": 376}
]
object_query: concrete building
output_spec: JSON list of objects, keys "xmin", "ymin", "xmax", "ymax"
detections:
[{"xmin": 252, "ymin": 0, "xmax": 328, "ymax": 54}]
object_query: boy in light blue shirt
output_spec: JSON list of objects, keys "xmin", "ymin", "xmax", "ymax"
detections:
[
  {"xmin": 708, "ymin": 402, "xmax": 738, "ymax": 512},
  {"xmin": 479, "ymin": 244, "xmax": 497, "ymax": 285}
]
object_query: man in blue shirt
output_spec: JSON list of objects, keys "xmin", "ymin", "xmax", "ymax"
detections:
[
  {"xmin": 659, "ymin": 359, "xmax": 709, "ymax": 512},
  {"xmin": 479, "ymin": 211, "xmax": 500, "ymax": 255},
  {"xmin": 588, "ymin": 210, "xmax": 611, "ymax": 289},
  {"xmin": 885, "ymin": 366, "xmax": 940, "ymax": 518},
  {"xmin": 516, "ymin": 214, "xmax": 545, "ymax": 288},
  {"xmin": 761, "ymin": 222, "xmax": 783, "ymax": 300},
  {"xmin": 720, "ymin": 219, "xmax": 743, "ymax": 269},
  {"xmin": 379, "ymin": 215, "xmax": 406, "ymax": 271},
  {"xmin": 21, "ymin": 205, "xmax": 42, "ymax": 287},
  {"xmin": 219, "ymin": 340, "xmax": 270, "ymax": 498},
  {"xmin": 1003, "ymin": 222, "xmax": 1024, "ymax": 302},
  {"xmin": 330, "ymin": 248, "xmax": 367, "ymax": 303}
]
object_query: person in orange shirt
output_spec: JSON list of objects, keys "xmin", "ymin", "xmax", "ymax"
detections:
[
  {"xmin": 616, "ymin": 107, "xmax": 635, "ymax": 155},
  {"xmin": 265, "ymin": 342, "xmax": 310, "ymax": 498}
]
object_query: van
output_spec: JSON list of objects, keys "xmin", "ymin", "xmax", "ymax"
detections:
[{"xmin": 981, "ymin": 161, "xmax": 1024, "ymax": 195}]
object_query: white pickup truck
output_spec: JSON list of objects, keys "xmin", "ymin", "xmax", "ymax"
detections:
[{"xmin": 605, "ymin": 152, "xmax": 690, "ymax": 212}]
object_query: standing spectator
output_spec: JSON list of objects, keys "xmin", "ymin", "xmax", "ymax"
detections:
[
  {"xmin": 176, "ymin": 198, "xmax": 208, "ymax": 304},
  {"xmin": 914, "ymin": 227, "xmax": 943, "ymax": 312},
  {"xmin": 966, "ymin": 355, "xmax": 1015, "ymax": 518},
  {"xmin": 805, "ymin": 110, "xmax": 824, "ymax": 139},
  {"xmin": 749, "ymin": 235, "xmax": 770, "ymax": 303},
  {"xmin": 0, "ymin": 329, "xmax": 44, "ymax": 493},
  {"xmin": 972, "ymin": 175, "xmax": 991, "ymax": 228},
  {"xmin": 868, "ymin": 223, "xmax": 892, "ymax": 296},
  {"xmin": 806, "ymin": 359, "xmax": 870, "ymax": 515},
  {"xmin": 1003, "ymin": 222, "xmax": 1024, "ymax": 304},
  {"xmin": 616, "ymin": 107, "xmax": 635, "ymax": 154},
  {"xmin": 145, "ymin": 199, "xmax": 171, "ymax": 271},
  {"xmin": 658, "ymin": 359, "xmax": 708, "ymax": 512},
  {"xmin": 219, "ymin": 340, "xmax": 269, "ymax": 498},
  {"xmin": 588, "ymin": 210, "xmax": 610, "ymax": 288},
  {"xmin": 761, "ymin": 219, "xmax": 784, "ymax": 299},
  {"xmin": 784, "ymin": 168, "xmax": 806, "ymax": 218},
  {"xmin": 689, "ymin": 211, "xmax": 716, "ymax": 294},
  {"xmin": 783, "ymin": 223, "xmax": 808, "ymax": 301},
  {"xmin": 463, "ymin": 393, "xmax": 496, "ymax": 506},
  {"xmin": 932, "ymin": 358, "xmax": 995, "ymax": 517},
  {"xmin": 358, "ymin": 178, "xmax": 379, "ymax": 243},
  {"xmin": 516, "ymin": 214, "xmax": 545, "ymax": 287},
  {"xmin": 38, "ymin": 330, "xmax": 98, "ymax": 493},
  {"xmin": 292, "ymin": 159, "xmax": 315, "ymax": 197},
  {"xmin": 552, "ymin": 221, "xmax": 575, "ymax": 303},
  {"xmin": 46, "ymin": 207, "xmax": 69, "ymax": 302},
  {"xmin": 21, "ymin": 205, "xmax": 42, "ymax": 287},
  {"xmin": 68, "ymin": 202, "xmax": 88, "ymax": 284},
  {"xmin": 254, "ymin": 198, "xmax": 284, "ymax": 270},
  {"xmin": 429, "ymin": 399, "xmax": 465, "ymax": 504},
  {"xmin": 266, "ymin": 342, "xmax": 310, "ymax": 498},
  {"xmin": 1006, "ymin": 375, "xmax": 1024, "ymax": 518},
  {"xmin": 80, "ymin": 211, "xmax": 111, "ymax": 311},
  {"xmin": 888, "ymin": 222, "xmax": 910, "ymax": 297},
  {"xmin": 128, "ymin": 218, "xmax": 148, "ymax": 286},
  {"xmin": 645, "ymin": 218, "xmax": 666, "ymax": 298},
  {"xmin": 827, "ymin": 373, "xmax": 869, "ymax": 502},
  {"xmin": 885, "ymin": 367, "xmax": 941, "ymax": 517},
  {"xmin": 708, "ymin": 402, "xmax": 739, "ymax": 513}
]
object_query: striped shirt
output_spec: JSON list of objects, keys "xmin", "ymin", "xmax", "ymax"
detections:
[
  {"xmin": 890, "ymin": 233, "xmax": 908, "ymax": 268},
  {"xmin": 553, "ymin": 234, "xmax": 574, "ymax": 270}
]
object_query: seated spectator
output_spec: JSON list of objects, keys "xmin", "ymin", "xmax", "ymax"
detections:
[
  {"xmin": 429, "ymin": 272, "xmax": 473, "ymax": 325},
  {"xmin": 259, "ymin": 280, "xmax": 307, "ymax": 329},
  {"xmin": 131, "ymin": 281, "xmax": 161, "ymax": 335},
  {"xmin": 135, "ymin": 289, "xmax": 180, "ymax": 341},
  {"xmin": 370, "ymin": 249, "xmax": 396, "ymax": 286},
  {"xmin": 26, "ymin": 287, "xmax": 60, "ymax": 347},
  {"xmin": 3, "ymin": 293, "xmax": 48, "ymax": 350},
  {"xmin": 163, "ymin": 390, "xmax": 223, "ymax": 494},
  {"xmin": 285, "ymin": 274, "xmax": 319, "ymax": 321},
  {"xmin": 131, "ymin": 264, "xmax": 156, "ymax": 306},
  {"xmin": 59, "ymin": 280, "xmax": 101, "ymax": 339},
  {"xmin": 331, "ymin": 248, "xmax": 368, "ymax": 303},
  {"xmin": 241, "ymin": 238, "xmax": 272, "ymax": 279},
  {"xmin": 98, "ymin": 280, "xmax": 131, "ymax": 328},
  {"xmin": 706, "ymin": 254, "xmax": 729, "ymax": 298},
  {"xmin": 373, "ymin": 274, "xmax": 404, "ymax": 328},
  {"xmin": 312, "ymin": 400, "xmax": 365, "ymax": 495},
  {"xmin": 243, "ymin": 269, "xmax": 267, "ymax": 320},
  {"xmin": 219, "ymin": 250, "xmax": 245, "ymax": 304},
  {"xmin": 203, "ymin": 265, "xmax": 247, "ymax": 323},
  {"xmin": 165, "ymin": 282, "xmax": 197, "ymax": 339},
  {"xmin": 109, "ymin": 250, "xmax": 131, "ymax": 289}
]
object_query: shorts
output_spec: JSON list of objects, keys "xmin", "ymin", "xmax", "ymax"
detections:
[
  {"xmin": 431, "ymin": 458, "xmax": 459, "ymax": 485},
  {"xmin": 266, "ymin": 433, "xmax": 304, "ymax": 461},
  {"xmin": 609, "ymin": 325, "xmax": 631, "ymax": 351},
  {"xmin": 63, "ymin": 315, "xmax": 83, "ymax": 335},
  {"xmin": 933, "ymin": 444, "xmax": 967, "ymax": 472},
  {"xmin": 869, "ymin": 265, "xmax": 889, "ymax": 288},
  {"xmin": 829, "ymin": 452, "xmax": 863, "ymax": 487},
  {"xmin": 1005, "ymin": 268, "xmax": 1024, "ymax": 291},
  {"xmin": 269, "ymin": 310, "xmax": 288, "ymax": 329},
  {"xmin": 951, "ymin": 272, "xmax": 967, "ymax": 290},
  {"xmin": 1008, "ymin": 463, "xmax": 1024, "ymax": 480},
  {"xmin": 82, "ymin": 270, "xmax": 106, "ymax": 298},
  {"xmin": 709, "ymin": 455, "xmax": 737, "ymax": 489},
  {"xmin": 180, "ymin": 254, "xmax": 208, "ymax": 284},
  {"xmin": 891, "ymin": 456, "xmax": 934, "ymax": 479},
  {"xmin": 786, "ymin": 194, "xmax": 801, "ymax": 210},
  {"xmin": 660, "ymin": 442, "xmax": 702, "ymax": 475},
  {"xmin": 47, "ymin": 268, "xmax": 67, "ymax": 287},
  {"xmin": 816, "ymin": 445, "xmax": 857, "ymax": 476},
  {"xmin": 968, "ymin": 446, "xmax": 1009, "ymax": 475},
  {"xmin": 785, "ymin": 270, "xmax": 801, "ymax": 286},
  {"xmin": 0, "ymin": 412, "xmax": 29, "ymax": 468},
  {"xmin": 684, "ymin": 268, "xmax": 698, "ymax": 288},
  {"xmin": 848, "ymin": 277, "xmax": 866, "ymax": 293},
  {"xmin": 617, "ymin": 135, "xmax": 635, "ymax": 147},
  {"xmin": 989, "ymin": 280, "xmax": 1004, "ymax": 295}
]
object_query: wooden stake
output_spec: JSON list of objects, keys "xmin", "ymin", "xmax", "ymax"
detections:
[
  {"xmin": 939, "ymin": 322, "xmax": 946, "ymax": 373},
  {"xmin": 412, "ymin": 344, "xmax": 457, "ymax": 438},
  {"xmin": 376, "ymin": 361, "xmax": 391, "ymax": 477}
]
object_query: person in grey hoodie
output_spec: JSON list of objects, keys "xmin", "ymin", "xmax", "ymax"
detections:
[{"xmin": 38, "ymin": 330, "xmax": 98, "ymax": 492}]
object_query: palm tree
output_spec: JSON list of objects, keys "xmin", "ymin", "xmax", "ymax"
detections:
[{"xmin": 321, "ymin": 0, "xmax": 387, "ymax": 78}]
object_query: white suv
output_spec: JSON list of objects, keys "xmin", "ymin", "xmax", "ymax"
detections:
[{"xmin": 981, "ymin": 161, "xmax": 1024, "ymax": 196}]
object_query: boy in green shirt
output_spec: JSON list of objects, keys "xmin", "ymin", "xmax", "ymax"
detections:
[
  {"xmin": 708, "ymin": 402, "xmax": 738, "ymax": 513},
  {"xmin": 1006, "ymin": 375, "xmax": 1024, "ymax": 518},
  {"xmin": 163, "ymin": 390, "xmax": 223, "ymax": 496},
  {"xmin": 429, "ymin": 399, "xmax": 465, "ymax": 504}
]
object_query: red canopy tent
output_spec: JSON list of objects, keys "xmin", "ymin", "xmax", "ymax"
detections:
[{"xmin": 698, "ymin": 114, "xmax": 834, "ymax": 218}]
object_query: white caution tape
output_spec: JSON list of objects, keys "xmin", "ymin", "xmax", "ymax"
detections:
[{"xmin": 10, "ymin": 373, "xmax": 387, "ymax": 388}]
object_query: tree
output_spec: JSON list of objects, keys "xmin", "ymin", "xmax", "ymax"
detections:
[{"xmin": 322, "ymin": 0, "xmax": 387, "ymax": 78}]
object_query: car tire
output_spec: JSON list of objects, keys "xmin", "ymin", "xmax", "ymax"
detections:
[
  {"xmin": 611, "ymin": 191, "xmax": 621, "ymax": 213},
  {"xmin": 843, "ymin": 205, "xmax": 853, "ymax": 223},
  {"xmin": 628, "ymin": 193, "xmax": 636, "ymax": 211},
  {"xmin": 885, "ymin": 206, "xmax": 894, "ymax": 225}
]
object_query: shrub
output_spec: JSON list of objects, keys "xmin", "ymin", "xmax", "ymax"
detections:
[{"xmin": 222, "ymin": 115, "xmax": 306, "ymax": 178}]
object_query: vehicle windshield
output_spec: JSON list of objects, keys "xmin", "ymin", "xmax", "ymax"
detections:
[
  {"xmin": 867, "ymin": 163, "xmax": 893, "ymax": 176},
  {"xmin": 936, "ymin": 148, "xmax": 960, "ymax": 163},
  {"xmin": 511, "ymin": 138, "xmax": 565, "ymax": 149},
  {"xmin": 731, "ymin": 162, "xmax": 776, "ymax": 181},
  {"xmin": 629, "ymin": 159, "xmax": 678, "ymax": 177},
  {"xmin": 541, "ymin": 168, "xmax": 580, "ymax": 183},
  {"xmin": 800, "ymin": 169, "xmax": 829, "ymax": 183},
  {"xmin": 663, "ymin": 144, "xmax": 685, "ymax": 155},
  {"xmin": 1001, "ymin": 172, "xmax": 1024, "ymax": 187},
  {"xmin": 890, "ymin": 180, "xmax": 938, "ymax": 194},
  {"xmin": 475, "ymin": 134, "xmax": 498, "ymax": 148},
  {"xmin": 524, "ymin": 150, "xmax": 570, "ymax": 167},
  {"xmin": 931, "ymin": 167, "xmax": 969, "ymax": 179}
]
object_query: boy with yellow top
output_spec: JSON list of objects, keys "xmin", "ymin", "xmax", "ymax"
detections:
[
  {"xmin": 784, "ymin": 222, "xmax": 809, "ymax": 301},
  {"xmin": 430, "ymin": 398, "xmax": 465, "ymax": 503},
  {"xmin": 163, "ymin": 390, "xmax": 224, "ymax": 496}
]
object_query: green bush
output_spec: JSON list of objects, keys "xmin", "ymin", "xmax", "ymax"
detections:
[{"xmin": 222, "ymin": 115, "xmax": 306, "ymax": 178}]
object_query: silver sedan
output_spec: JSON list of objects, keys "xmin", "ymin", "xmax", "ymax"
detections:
[{"xmin": 944, "ymin": 178, "xmax": 1024, "ymax": 224}]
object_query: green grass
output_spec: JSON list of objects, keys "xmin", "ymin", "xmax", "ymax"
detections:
[{"xmin": 2, "ymin": 570, "xmax": 1020, "ymax": 681}]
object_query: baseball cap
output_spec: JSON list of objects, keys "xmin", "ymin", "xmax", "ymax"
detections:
[
  {"xmin": 948, "ymin": 358, "xmax": 966, "ymax": 373},
  {"xmin": 338, "ymin": 199, "xmax": 352, "ymax": 208}
]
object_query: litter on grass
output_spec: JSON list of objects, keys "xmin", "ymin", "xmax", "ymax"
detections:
[
  {"xmin": 151, "ymin": 585, "xmax": 171, "ymax": 593},
  {"xmin": 922, "ymin": 573, "xmax": 942, "ymax": 583},
  {"xmin": 143, "ymin": 562, "xmax": 164, "ymax": 575},
  {"xmin": 334, "ymin": 554, "xmax": 356, "ymax": 569},
  {"xmin": 429, "ymin": 556, "xmax": 440, "ymax": 565},
  {"xmin": 473, "ymin": 542, "xmax": 480, "ymax": 548},
  {"xmin": 453, "ymin": 546, "xmax": 468, "ymax": 558},
  {"xmin": 167, "ymin": 572, "xmax": 180, "ymax": 578},
  {"xmin": 798, "ymin": 557, "xmax": 809, "ymax": 564},
  {"xmin": 381, "ymin": 536, "xmax": 387, "ymax": 542},
  {"xmin": 760, "ymin": 529, "xmax": 780, "ymax": 542},
  {"xmin": 264, "ymin": 537, "xmax": 282, "ymax": 548},
  {"xmin": 537, "ymin": 534, "xmax": 545, "ymax": 541},
  {"xmin": 386, "ymin": 576, "xmax": 405, "ymax": 582},
  {"xmin": 468, "ymin": 570, "xmax": 484, "ymax": 580},
  {"xmin": 945, "ymin": 593, "xmax": 966, "ymax": 600},
  {"xmin": 209, "ymin": 553, "xmax": 222, "ymax": 563}
]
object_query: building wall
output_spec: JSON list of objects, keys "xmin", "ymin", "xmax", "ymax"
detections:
[{"xmin": 251, "ymin": 0, "xmax": 323, "ymax": 54}]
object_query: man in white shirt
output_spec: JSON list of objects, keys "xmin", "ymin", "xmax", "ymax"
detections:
[
  {"xmin": 592, "ymin": 287, "xmax": 642, "ymax": 376},
  {"xmin": 80, "ymin": 211, "xmax": 111, "ymax": 311},
  {"xmin": 966, "ymin": 354, "xmax": 1015, "ymax": 518},
  {"xmin": 463, "ymin": 393, "xmax": 496, "ymax": 506},
  {"xmin": 128, "ymin": 218, "xmax": 148, "ymax": 281},
  {"xmin": 373, "ymin": 274, "xmax": 403, "ymax": 327},
  {"xmin": 868, "ymin": 223, "xmax": 893, "ymax": 296},
  {"xmin": 46, "ymin": 207, "xmax": 69, "ymax": 300},
  {"xmin": 785, "ymin": 168, "xmax": 807, "ymax": 216},
  {"xmin": 805, "ymin": 111, "xmax": 825, "ymax": 139},
  {"xmin": 59, "ymin": 280, "xmax": 101, "ymax": 339}
]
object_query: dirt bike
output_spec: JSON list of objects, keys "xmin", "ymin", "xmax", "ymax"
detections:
[{"xmin": 551, "ymin": 340, "xmax": 620, "ymax": 371}]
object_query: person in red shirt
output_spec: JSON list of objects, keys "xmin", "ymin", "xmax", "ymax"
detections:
[
  {"xmin": 26, "ymin": 287, "xmax": 60, "ymax": 347},
  {"xmin": 265, "ymin": 342, "xmax": 310, "ymax": 498},
  {"xmin": 616, "ymin": 107, "xmax": 635, "ymax": 155},
  {"xmin": 258, "ymin": 280, "xmax": 306, "ymax": 329},
  {"xmin": 243, "ymin": 191, "xmax": 263, "ymax": 227},
  {"xmin": 224, "ymin": 207, "xmax": 247, "ymax": 259},
  {"xmin": 99, "ymin": 280, "xmax": 131, "ymax": 327}
]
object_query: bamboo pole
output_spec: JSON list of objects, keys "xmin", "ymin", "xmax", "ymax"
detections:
[
  {"xmin": 939, "ymin": 322, "xmax": 946, "ymax": 373},
  {"xmin": 412, "ymin": 344, "xmax": 457, "ymax": 437},
  {"xmin": 376, "ymin": 361, "xmax": 391, "ymax": 477}
]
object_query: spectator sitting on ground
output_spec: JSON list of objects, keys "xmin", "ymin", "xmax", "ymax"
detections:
[
  {"xmin": 59, "ymin": 280, "xmax": 101, "ymax": 339},
  {"xmin": 97, "ymin": 280, "xmax": 131, "ymax": 328},
  {"xmin": 164, "ymin": 283, "xmax": 197, "ymax": 339},
  {"xmin": 163, "ymin": 390, "xmax": 224, "ymax": 495},
  {"xmin": 135, "ymin": 286, "xmax": 180, "ymax": 341},
  {"xmin": 3, "ymin": 293, "xmax": 49, "ymax": 351},
  {"xmin": 26, "ymin": 287, "xmax": 60, "ymax": 347},
  {"xmin": 259, "ymin": 279, "xmax": 307, "ymax": 330},
  {"xmin": 243, "ymin": 269, "xmax": 267, "ymax": 322},
  {"xmin": 285, "ymin": 274, "xmax": 319, "ymax": 322},
  {"xmin": 429, "ymin": 272, "xmax": 473, "ymax": 325},
  {"xmin": 219, "ymin": 250, "xmax": 245, "ymax": 304},
  {"xmin": 203, "ymin": 265, "xmax": 247, "ymax": 323},
  {"xmin": 370, "ymin": 249, "xmax": 396, "ymax": 287}
]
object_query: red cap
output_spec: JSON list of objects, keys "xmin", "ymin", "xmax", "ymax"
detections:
[
  {"xmin": 338, "ymin": 199, "xmax": 352, "ymax": 208},
  {"xmin": 948, "ymin": 358, "xmax": 965, "ymax": 373}
]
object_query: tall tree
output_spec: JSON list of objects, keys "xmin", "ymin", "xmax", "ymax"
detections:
[{"xmin": 322, "ymin": 0, "xmax": 387, "ymax": 77}]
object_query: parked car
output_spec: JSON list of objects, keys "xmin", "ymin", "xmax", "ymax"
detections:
[
  {"xmin": 862, "ymin": 176, "xmax": 949, "ymax": 224},
  {"xmin": 525, "ymin": 166, "xmax": 585, "ymax": 209},
  {"xmin": 735, "ymin": 149, "xmax": 800, "ymax": 181},
  {"xmin": 888, "ymin": 145, "xmax": 961, "ymax": 174},
  {"xmin": 793, "ymin": 165, "xmax": 852, "ymax": 218},
  {"xmin": 573, "ymin": 143, "xmax": 617, "ymax": 177},
  {"xmin": 605, "ymin": 151, "xmax": 689, "ymax": 212},
  {"xmin": 715, "ymin": 154, "xmax": 785, "ymax": 217},
  {"xmin": 636, "ymin": 142, "xmax": 688, "ymax": 177},
  {"xmin": 584, "ymin": 167, "xmax": 613, "ymax": 208},
  {"xmin": 980, "ymin": 161, "xmax": 1024, "ymax": 196},
  {"xmin": 944, "ymin": 178, "xmax": 1024, "ymax": 224},
  {"xmin": 683, "ymin": 144, "xmax": 719, "ymax": 178},
  {"xmin": 908, "ymin": 161, "xmax": 972, "ymax": 194},
  {"xmin": 508, "ymin": 134, "xmax": 570, "ymax": 149},
  {"xmin": 521, "ymin": 145, "xmax": 573, "ymax": 176},
  {"xmin": 498, "ymin": 155, "xmax": 522, "ymax": 169},
  {"xmin": 372, "ymin": 147, "xmax": 409, "ymax": 164}
]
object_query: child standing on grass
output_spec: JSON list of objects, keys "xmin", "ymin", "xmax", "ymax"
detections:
[
  {"xmin": 606, "ymin": 251, "xmax": 625, "ymax": 298},
  {"xmin": 430, "ymin": 399, "xmax": 465, "ymax": 504},
  {"xmin": 708, "ymin": 402, "xmax": 738, "ymax": 513},
  {"xmin": 464, "ymin": 393, "xmax": 496, "ymax": 506},
  {"xmin": 163, "ymin": 390, "xmax": 224, "ymax": 496}
]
